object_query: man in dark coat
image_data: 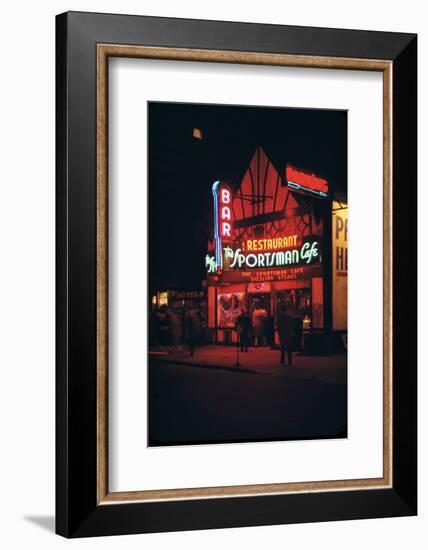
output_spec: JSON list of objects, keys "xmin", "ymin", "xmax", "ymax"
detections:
[
  {"xmin": 263, "ymin": 312, "xmax": 274, "ymax": 348},
  {"xmin": 277, "ymin": 305, "xmax": 296, "ymax": 366},
  {"xmin": 236, "ymin": 307, "xmax": 251, "ymax": 352}
]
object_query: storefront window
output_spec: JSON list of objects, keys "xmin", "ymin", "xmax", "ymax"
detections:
[{"xmin": 217, "ymin": 292, "xmax": 245, "ymax": 328}]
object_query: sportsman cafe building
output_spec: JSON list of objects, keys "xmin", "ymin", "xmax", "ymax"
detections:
[{"xmin": 205, "ymin": 146, "xmax": 348, "ymax": 347}]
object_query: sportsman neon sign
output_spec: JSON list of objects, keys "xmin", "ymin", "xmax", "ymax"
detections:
[
  {"xmin": 212, "ymin": 181, "xmax": 233, "ymax": 271},
  {"xmin": 286, "ymin": 164, "xmax": 328, "ymax": 198},
  {"xmin": 224, "ymin": 241, "xmax": 320, "ymax": 269}
]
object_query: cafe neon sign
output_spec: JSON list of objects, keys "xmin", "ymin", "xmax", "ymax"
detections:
[
  {"xmin": 206, "ymin": 179, "xmax": 321, "ymax": 274},
  {"xmin": 224, "ymin": 241, "xmax": 320, "ymax": 269}
]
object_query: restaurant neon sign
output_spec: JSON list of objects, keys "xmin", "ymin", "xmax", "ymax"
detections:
[{"xmin": 243, "ymin": 234, "xmax": 298, "ymax": 252}]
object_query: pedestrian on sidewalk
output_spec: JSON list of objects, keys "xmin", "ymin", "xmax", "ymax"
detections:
[
  {"xmin": 277, "ymin": 305, "xmax": 296, "ymax": 367},
  {"xmin": 166, "ymin": 307, "xmax": 182, "ymax": 348},
  {"xmin": 157, "ymin": 305, "xmax": 170, "ymax": 347},
  {"xmin": 235, "ymin": 306, "xmax": 251, "ymax": 352},
  {"xmin": 185, "ymin": 305, "xmax": 202, "ymax": 357}
]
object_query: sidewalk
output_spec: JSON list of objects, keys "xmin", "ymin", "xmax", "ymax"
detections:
[{"xmin": 150, "ymin": 345, "xmax": 347, "ymax": 384}]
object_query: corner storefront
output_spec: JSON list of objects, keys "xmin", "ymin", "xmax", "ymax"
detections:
[{"xmin": 205, "ymin": 146, "xmax": 347, "ymax": 350}]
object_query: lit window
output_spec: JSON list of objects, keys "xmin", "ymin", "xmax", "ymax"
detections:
[
  {"xmin": 158, "ymin": 292, "xmax": 168, "ymax": 307},
  {"xmin": 192, "ymin": 128, "xmax": 203, "ymax": 140}
]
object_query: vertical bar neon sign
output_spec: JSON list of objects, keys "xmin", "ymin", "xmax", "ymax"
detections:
[{"xmin": 212, "ymin": 181, "xmax": 232, "ymax": 271}]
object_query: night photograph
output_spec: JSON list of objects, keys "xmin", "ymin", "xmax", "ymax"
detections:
[{"xmin": 148, "ymin": 101, "xmax": 348, "ymax": 447}]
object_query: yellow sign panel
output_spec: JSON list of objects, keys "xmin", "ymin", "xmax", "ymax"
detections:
[{"xmin": 332, "ymin": 202, "xmax": 348, "ymax": 331}]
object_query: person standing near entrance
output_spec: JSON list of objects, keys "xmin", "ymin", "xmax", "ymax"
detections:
[
  {"xmin": 277, "ymin": 305, "xmax": 296, "ymax": 367},
  {"xmin": 236, "ymin": 306, "xmax": 251, "ymax": 352},
  {"xmin": 263, "ymin": 312, "xmax": 274, "ymax": 348},
  {"xmin": 252, "ymin": 304, "xmax": 267, "ymax": 347}
]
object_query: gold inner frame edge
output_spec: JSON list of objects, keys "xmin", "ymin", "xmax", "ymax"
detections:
[{"xmin": 96, "ymin": 44, "xmax": 393, "ymax": 505}]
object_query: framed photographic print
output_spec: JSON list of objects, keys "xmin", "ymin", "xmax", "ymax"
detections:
[{"xmin": 56, "ymin": 11, "xmax": 417, "ymax": 537}]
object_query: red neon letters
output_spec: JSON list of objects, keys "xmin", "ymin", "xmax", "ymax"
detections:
[
  {"xmin": 219, "ymin": 185, "xmax": 232, "ymax": 239},
  {"xmin": 286, "ymin": 165, "xmax": 328, "ymax": 194}
]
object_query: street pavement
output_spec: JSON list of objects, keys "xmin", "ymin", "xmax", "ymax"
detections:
[
  {"xmin": 149, "ymin": 344, "xmax": 347, "ymax": 384},
  {"xmin": 148, "ymin": 347, "xmax": 347, "ymax": 447}
]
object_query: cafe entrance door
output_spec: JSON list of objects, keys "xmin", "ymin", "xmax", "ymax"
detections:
[{"xmin": 247, "ymin": 284, "xmax": 273, "ymax": 347}]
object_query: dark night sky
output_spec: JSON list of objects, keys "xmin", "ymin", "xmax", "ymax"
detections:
[{"xmin": 148, "ymin": 102, "xmax": 347, "ymax": 291}]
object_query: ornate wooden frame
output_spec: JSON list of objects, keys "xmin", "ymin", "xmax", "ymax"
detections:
[{"xmin": 56, "ymin": 11, "xmax": 417, "ymax": 537}]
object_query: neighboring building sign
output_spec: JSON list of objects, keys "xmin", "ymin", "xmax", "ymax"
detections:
[
  {"xmin": 170, "ymin": 290, "xmax": 205, "ymax": 300},
  {"xmin": 332, "ymin": 202, "xmax": 348, "ymax": 331}
]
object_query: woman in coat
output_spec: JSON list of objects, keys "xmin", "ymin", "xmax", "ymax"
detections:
[{"xmin": 252, "ymin": 305, "xmax": 267, "ymax": 347}]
